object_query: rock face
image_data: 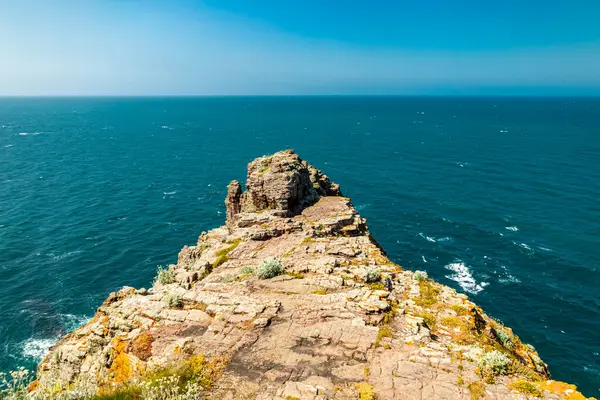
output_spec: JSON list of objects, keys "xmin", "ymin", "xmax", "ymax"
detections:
[
  {"xmin": 34, "ymin": 151, "xmax": 592, "ymax": 400},
  {"xmin": 226, "ymin": 150, "xmax": 341, "ymax": 225}
]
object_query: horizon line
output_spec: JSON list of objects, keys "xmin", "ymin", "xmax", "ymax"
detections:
[{"xmin": 1, "ymin": 94, "xmax": 600, "ymax": 99}]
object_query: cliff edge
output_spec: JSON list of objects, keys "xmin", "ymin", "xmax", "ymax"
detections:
[{"xmin": 33, "ymin": 150, "xmax": 592, "ymax": 399}]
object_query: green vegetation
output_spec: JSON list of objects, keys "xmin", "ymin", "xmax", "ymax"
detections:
[
  {"xmin": 494, "ymin": 328, "xmax": 514, "ymax": 349},
  {"xmin": 240, "ymin": 266, "xmax": 254, "ymax": 275},
  {"xmin": 256, "ymin": 258, "xmax": 283, "ymax": 279},
  {"xmin": 154, "ymin": 266, "xmax": 176, "ymax": 285},
  {"xmin": 213, "ymin": 238, "xmax": 241, "ymax": 267},
  {"xmin": 94, "ymin": 354, "xmax": 227, "ymax": 400},
  {"xmin": 164, "ymin": 293, "xmax": 183, "ymax": 309},
  {"xmin": 414, "ymin": 280, "xmax": 440, "ymax": 308},
  {"xmin": 365, "ymin": 268, "xmax": 379, "ymax": 283},
  {"xmin": 413, "ymin": 270, "xmax": 428, "ymax": 281},
  {"xmin": 0, "ymin": 368, "xmax": 30, "ymax": 400},
  {"xmin": 478, "ymin": 350, "xmax": 511, "ymax": 377}
]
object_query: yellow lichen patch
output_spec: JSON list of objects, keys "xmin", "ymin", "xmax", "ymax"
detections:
[
  {"xmin": 467, "ymin": 381, "xmax": 486, "ymax": 400},
  {"xmin": 414, "ymin": 280, "xmax": 440, "ymax": 308},
  {"xmin": 536, "ymin": 380, "xmax": 590, "ymax": 400},
  {"xmin": 451, "ymin": 303, "xmax": 469, "ymax": 316},
  {"xmin": 312, "ymin": 289, "xmax": 329, "ymax": 295},
  {"xmin": 439, "ymin": 315, "xmax": 477, "ymax": 345},
  {"xmin": 106, "ymin": 337, "xmax": 136, "ymax": 385},
  {"xmin": 509, "ymin": 379, "xmax": 542, "ymax": 397},
  {"xmin": 286, "ymin": 271, "xmax": 305, "ymax": 279},
  {"xmin": 355, "ymin": 382, "xmax": 376, "ymax": 400},
  {"xmin": 183, "ymin": 354, "xmax": 228, "ymax": 390},
  {"xmin": 374, "ymin": 326, "xmax": 393, "ymax": 347}
]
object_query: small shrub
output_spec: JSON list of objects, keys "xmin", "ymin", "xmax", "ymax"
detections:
[
  {"xmin": 165, "ymin": 293, "xmax": 184, "ymax": 308},
  {"xmin": 312, "ymin": 289, "xmax": 329, "ymax": 295},
  {"xmin": 240, "ymin": 266, "xmax": 254, "ymax": 275},
  {"xmin": 495, "ymin": 328, "xmax": 514, "ymax": 349},
  {"xmin": 524, "ymin": 343, "xmax": 536, "ymax": 352},
  {"xmin": 0, "ymin": 367, "xmax": 32, "ymax": 399},
  {"xmin": 478, "ymin": 350, "xmax": 511, "ymax": 376},
  {"xmin": 256, "ymin": 258, "xmax": 283, "ymax": 279},
  {"xmin": 413, "ymin": 270, "xmax": 428, "ymax": 281},
  {"xmin": 154, "ymin": 265, "xmax": 176, "ymax": 285},
  {"xmin": 365, "ymin": 268, "xmax": 379, "ymax": 283}
]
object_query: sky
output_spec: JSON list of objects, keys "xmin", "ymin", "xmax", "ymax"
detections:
[{"xmin": 1, "ymin": 0, "xmax": 600, "ymax": 96}]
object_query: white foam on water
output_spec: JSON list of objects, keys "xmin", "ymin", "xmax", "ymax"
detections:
[
  {"xmin": 421, "ymin": 256, "xmax": 428, "ymax": 263},
  {"xmin": 445, "ymin": 261, "xmax": 489, "ymax": 295},
  {"xmin": 22, "ymin": 338, "xmax": 57, "ymax": 361},
  {"xmin": 505, "ymin": 226, "xmax": 519, "ymax": 231},
  {"xmin": 513, "ymin": 241, "xmax": 534, "ymax": 253},
  {"xmin": 17, "ymin": 132, "xmax": 43, "ymax": 136},
  {"xmin": 418, "ymin": 233, "xmax": 436, "ymax": 242},
  {"xmin": 4, "ymin": 144, "xmax": 13, "ymax": 148},
  {"xmin": 59, "ymin": 314, "xmax": 90, "ymax": 331},
  {"xmin": 437, "ymin": 236, "xmax": 451, "ymax": 242},
  {"xmin": 163, "ymin": 191, "xmax": 177, "ymax": 195}
]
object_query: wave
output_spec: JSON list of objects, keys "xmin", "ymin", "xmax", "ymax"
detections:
[
  {"xmin": 22, "ymin": 338, "xmax": 57, "ymax": 361},
  {"xmin": 163, "ymin": 191, "xmax": 177, "ymax": 195},
  {"xmin": 513, "ymin": 241, "xmax": 535, "ymax": 255},
  {"xmin": 17, "ymin": 132, "xmax": 43, "ymax": 136},
  {"xmin": 59, "ymin": 314, "xmax": 90, "ymax": 331},
  {"xmin": 497, "ymin": 265, "xmax": 521, "ymax": 284},
  {"xmin": 421, "ymin": 255, "xmax": 427, "ymax": 263},
  {"xmin": 505, "ymin": 226, "xmax": 519, "ymax": 231},
  {"xmin": 48, "ymin": 250, "xmax": 83, "ymax": 261},
  {"xmin": 418, "ymin": 232, "xmax": 436, "ymax": 242},
  {"xmin": 355, "ymin": 203, "xmax": 370, "ymax": 211},
  {"xmin": 20, "ymin": 314, "xmax": 90, "ymax": 362},
  {"xmin": 4, "ymin": 144, "xmax": 13, "ymax": 148},
  {"xmin": 445, "ymin": 261, "xmax": 489, "ymax": 295}
]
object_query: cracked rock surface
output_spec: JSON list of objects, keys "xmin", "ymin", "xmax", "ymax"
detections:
[{"xmin": 35, "ymin": 150, "xmax": 591, "ymax": 400}]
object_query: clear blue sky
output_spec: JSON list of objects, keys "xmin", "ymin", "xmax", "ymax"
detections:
[{"xmin": 1, "ymin": 0, "xmax": 599, "ymax": 95}]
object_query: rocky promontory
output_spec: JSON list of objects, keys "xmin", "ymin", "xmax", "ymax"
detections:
[{"xmin": 32, "ymin": 150, "xmax": 592, "ymax": 399}]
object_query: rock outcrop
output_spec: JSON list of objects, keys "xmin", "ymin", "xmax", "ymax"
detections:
[{"xmin": 34, "ymin": 150, "xmax": 592, "ymax": 399}]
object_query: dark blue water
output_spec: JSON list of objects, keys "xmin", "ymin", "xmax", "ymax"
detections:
[{"xmin": 1, "ymin": 97, "xmax": 599, "ymax": 396}]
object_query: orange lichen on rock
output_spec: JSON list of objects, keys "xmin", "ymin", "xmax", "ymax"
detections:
[
  {"xmin": 129, "ymin": 331, "xmax": 153, "ymax": 361},
  {"xmin": 28, "ymin": 380, "xmax": 39, "ymax": 392},
  {"xmin": 106, "ymin": 337, "xmax": 135, "ymax": 385},
  {"xmin": 536, "ymin": 380, "xmax": 592, "ymax": 400}
]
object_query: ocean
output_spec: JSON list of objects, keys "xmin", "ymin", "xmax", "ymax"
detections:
[{"xmin": 0, "ymin": 96, "xmax": 598, "ymax": 396}]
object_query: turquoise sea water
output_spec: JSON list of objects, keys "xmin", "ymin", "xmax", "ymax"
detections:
[{"xmin": 0, "ymin": 97, "xmax": 599, "ymax": 396}]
